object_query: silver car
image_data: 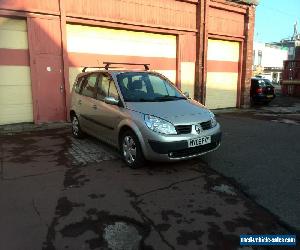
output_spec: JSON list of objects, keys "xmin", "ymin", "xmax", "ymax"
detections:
[{"xmin": 70, "ymin": 65, "xmax": 221, "ymax": 168}]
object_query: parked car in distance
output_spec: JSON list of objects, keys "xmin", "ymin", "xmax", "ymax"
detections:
[
  {"xmin": 70, "ymin": 62, "xmax": 221, "ymax": 168},
  {"xmin": 250, "ymin": 77, "xmax": 276, "ymax": 105}
]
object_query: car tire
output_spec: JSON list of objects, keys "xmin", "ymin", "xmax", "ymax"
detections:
[
  {"xmin": 120, "ymin": 130, "xmax": 145, "ymax": 169},
  {"xmin": 71, "ymin": 115, "xmax": 84, "ymax": 139}
]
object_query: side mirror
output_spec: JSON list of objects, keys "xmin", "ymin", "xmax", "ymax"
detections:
[
  {"xmin": 183, "ymin": 91, "xmax": 190, "ymax": 98},
  {"xmin": 104, "ymin": 96, "xmax": 119, "ymax": 106}
]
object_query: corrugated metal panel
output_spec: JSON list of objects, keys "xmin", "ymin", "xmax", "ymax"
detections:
[
  {"xmin": 67, "ymin": 24, "xmax": 177, "ymax": 88},
  {"xmin": 181, "ymin": 62, "xmax": 195, "ymax": 97},
  {"xmin": 0, "ymin": 18, "xmax": 33, "ymax": 125},
  {"xmin": 180, "ymin": 34, "xmax": 196, "ymax": 62},
  {"xmin": 207, "ymin": 39, "xmax": 240, "ymax": 62},
  {"xmin": 67, "ymin": 24, "xmax": 176, "ymax": 58},
  {"xmin": 206, "ymin": 72, "xmax": 238, "ymax": 109},
  {"xmin": 180, "ymin": 33, "xmax": 196, "ymax": 97},
  {"xmin": 0, "ymin": 66, "xmax": 33, "ymax": 125},
  {"xmin": 208, "ymin": 7, "xmax": 245, "ymax": 38},
  {"xmin": 205, "ymin": 39, "xmax": 240, "ymax": 109},
  {"xmin": 66, "ymin": 0, "xmax": 196, "ymax": 31},
  {"xmin": 0, "ymin": 17, "xmax": 28, "ymax": 49},
  {"xmin": 0, "ymin": 0, "xmax": 59, "ymax": 13},
  {"xmin": 29, "ymin": 18, "xmax": 62, "ymax": 56}
]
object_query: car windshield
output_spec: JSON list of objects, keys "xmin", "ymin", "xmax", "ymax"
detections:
[{"xmin": 116, "ymin": 72, "xmax": 186, "ymax": 102}]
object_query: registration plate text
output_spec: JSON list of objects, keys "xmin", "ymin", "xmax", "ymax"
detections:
[{"xmin": 188, "ymin": 136, "xmax": 211, "ymax": 148}]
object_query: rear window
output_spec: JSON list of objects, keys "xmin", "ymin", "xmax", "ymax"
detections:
[
  {"xmin": 258, "ymin": 80, "xmax": 266, "ymax": 87},
  {"xmin": 252, "ymin": 79, "xmax": 272, "ymax": 87},
  {"xmin": 262, "ymin": 79, "xmax": 273, "ymax": 87},
  {"xmin": 252, "ymin": 79, "xmax": 274, "ymax": 88}
]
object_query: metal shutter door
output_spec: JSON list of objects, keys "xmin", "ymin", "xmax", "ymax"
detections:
[
  {"xmin": 205, "ymin": 39, "xmax": 240, "ymax": 109},
  {"xmin": 66, "ymin": 24, "xmax": 177, "ymax": 91},
  {"xmin": 0, "ymin": 17, "xmax": 33, "ymax": 125}
]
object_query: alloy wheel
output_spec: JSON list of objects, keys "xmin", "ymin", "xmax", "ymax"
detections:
[
  {"xmin": 122, "ymin": 135, "xmax": 137, "ymax": 164},
  {"xmin": 72, "ymin": 116, "xmax": 79, "ymax": 136}
]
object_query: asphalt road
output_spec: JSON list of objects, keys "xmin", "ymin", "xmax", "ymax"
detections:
[
  {"xmin": 204, "ymin": 99, "xmax": 300, "ymax": 235},
  {"xmin": 0, "ymin": 127, "xmax": 290, "ymax": 250}
]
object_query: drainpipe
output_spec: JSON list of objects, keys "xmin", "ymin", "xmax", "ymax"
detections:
[{"xmin": 195, "ymin": 0, "xmax": 209, "ymax": 104}]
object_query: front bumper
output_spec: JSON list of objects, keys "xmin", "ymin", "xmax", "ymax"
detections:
[{"xmin": 140, "ymin": 125, "xmax": 221, "ymax": 161}]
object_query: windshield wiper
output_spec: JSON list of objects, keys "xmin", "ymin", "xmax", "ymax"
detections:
[
  {"xmin": 154, "ymin": 96, "xmax": 186, "ymax": 101},
  {"xmin": 126, "ymin": 98, "xmax": 156, "ymax": 102}
]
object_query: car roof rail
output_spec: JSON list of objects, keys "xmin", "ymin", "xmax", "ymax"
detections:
[
  {"xmin": 82, "ymin": 66, "xmax": 105, "ymax": 72},
  {"xmin": 103, "ymin": 62, "xmax": 150, "ymax": 71},
  {"xmin": 82, "ymin": 66, "xmax": 123, "ymax": 72}
]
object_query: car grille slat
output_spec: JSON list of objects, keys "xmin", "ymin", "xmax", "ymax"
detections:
[
  {"xmin": 175, "ymin": 125, "xmax": 192, "ymax": 134},
  {"xmin": 200, "ymin": 120, "xmax": 212, "ymax": 130},
  {"xmin": 176, "ymin": 120, "xmax": 212, "ymax": 134}
]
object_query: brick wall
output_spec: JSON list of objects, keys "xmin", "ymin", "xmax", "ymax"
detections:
[
  {"xmin": 241, "ymin": 5, "xmax": 255, "ymax": 108},
  {"xmin": 295, "ymin": 46, "xmax": 300, "ymax": 60}
]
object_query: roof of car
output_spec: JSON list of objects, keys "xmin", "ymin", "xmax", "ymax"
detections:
[
  {"xmin": 251, "ymin": 77, "xmax": 270, "ymax": 80},
  {"xmin": 77, "ymin": 69, "xmax": 161, "ymax": 78}
]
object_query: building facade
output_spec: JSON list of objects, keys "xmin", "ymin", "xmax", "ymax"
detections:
[
  {"xmin": 279, "ymin": 23, "xmax": 300, "ymax": 96},
  {"xmin": 253, "ymin": 42, "xmax": 288, "ymax": 83},
  {"xmin": 0, "ymin": 0, "xmax": 257, "ymax": 125},
  {"xmin": 282, "ymin": 51, "xmax": 300, "ymax": 97}
]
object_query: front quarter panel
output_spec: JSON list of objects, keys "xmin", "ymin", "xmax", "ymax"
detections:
[{"xmin": 117, "ymin": 110, "xmax": 147, "ymax": 151}]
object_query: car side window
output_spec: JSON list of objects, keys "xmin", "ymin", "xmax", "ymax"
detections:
[
  {"xmin": 109, "ymin": 82, "xmax": 119, "ymax": 100},
  {"xmin": 97, "ymin": 74, "xmax": 110, "ymax": 100},
  {"xmin": 81, "ymin": 74, "xmax": 98, "ymax": 98},
  {"xmin": 74, "ymin": 76, "xmax": 85, "ymax": 94}
]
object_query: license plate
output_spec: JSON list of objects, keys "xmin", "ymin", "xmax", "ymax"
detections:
[
  {"xmin": 267, "ymin": 95, "xmax": 273, "ymax": 98},
  {"xmin": 188, "ymin": 136, "xmax": 211, "ymax": 148}
]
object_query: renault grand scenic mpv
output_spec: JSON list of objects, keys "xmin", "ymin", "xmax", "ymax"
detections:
[{"xmin": 70, "ymin": 63, "xmax": 221, "ymax": 168}]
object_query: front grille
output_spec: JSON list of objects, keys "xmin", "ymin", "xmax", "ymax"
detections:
[
  {"xmin": 169, "ymin": 141, "xmax": 219, "ymax": 158},
  {"xmin": 200, "ymin": 120, "xmax": 212, "ymax": 130},
  {"xmin": 175, "ymin": 125, "xmax": 192, "ymax": 134}
]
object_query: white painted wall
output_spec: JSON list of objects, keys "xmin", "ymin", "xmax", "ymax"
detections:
[{"xmin": 253, "ymin": 42, "xmax": 288, "ymax": 68}]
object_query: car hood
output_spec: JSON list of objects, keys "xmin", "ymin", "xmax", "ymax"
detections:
[{"xmin": 125, "ymin": 99, "xmax": 212, "ymax": 125}]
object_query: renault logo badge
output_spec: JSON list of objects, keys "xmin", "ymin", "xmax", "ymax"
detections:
[{"xmin": 195, "ymin": 124, "xmax": 202, "ymax": 134}]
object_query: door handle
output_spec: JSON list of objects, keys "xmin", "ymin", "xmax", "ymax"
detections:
[
  {"xmin": 78, "ymin": 100, "xmax": 82, "ymax": 105},
  {"xmin": 92, "ymin": 104, "xmax": 97, "ymax": 110}
]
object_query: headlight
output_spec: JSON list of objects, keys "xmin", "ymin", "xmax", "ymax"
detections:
[
  {"xmin": 209, "ymin": 111, "xmax": 217, "ymax": 127},
  {"xmin": 144, "ymin": 115, "xmax": 177, "ymax": 135}
]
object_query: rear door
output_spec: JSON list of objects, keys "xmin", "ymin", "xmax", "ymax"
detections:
[
  {"xmin": 71, "ymin": 75, "xmax": 87, "ymax": 121},
  {"xmin": 78, "ymin": 73, "xmax": 99, "ymax": 133},
  {"xmin": 93, "ymin": 73, "xmax": 123, "ymax": 146}
]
